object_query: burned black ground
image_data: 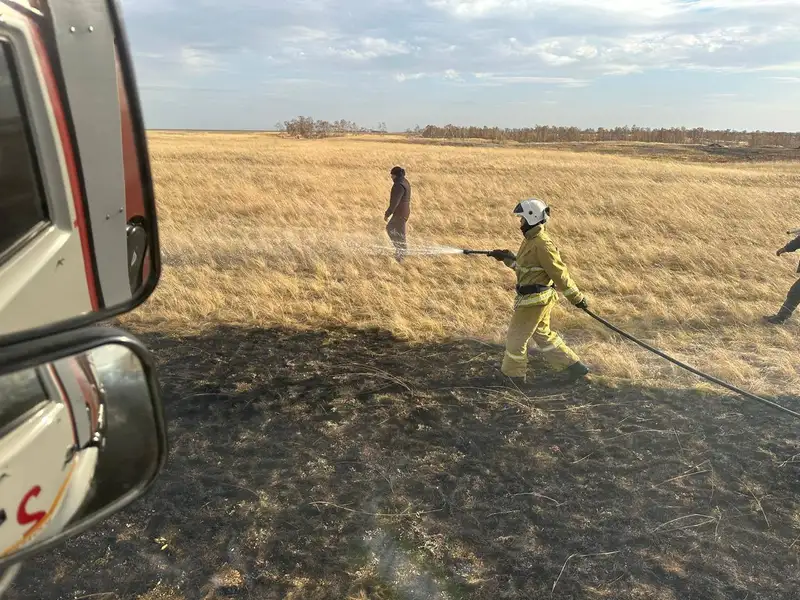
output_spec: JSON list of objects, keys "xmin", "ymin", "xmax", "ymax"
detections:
[
  {"xmin": 7, "ymin": 325, "xmax": 800, "ymax": 599},
  {"xmin": 400, "ymin": 138, "xmax": 800, "ymax": 163}
]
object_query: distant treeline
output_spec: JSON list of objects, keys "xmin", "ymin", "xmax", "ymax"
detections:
[
  {"xmin": 278, "ymin": 116, "xmax": 386, "ymax": 138},
  {"xmin": 409, "ymin": 124, "xmax": 800, "ymax": 148},
  {"xmin": 277, "ymin": 116, "xmax": 800, "ymax": 148}
]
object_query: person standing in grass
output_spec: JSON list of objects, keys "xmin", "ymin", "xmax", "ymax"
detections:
[
  {"xmin": 764, "ymin": 232, "xmax": 800, "ymax": 324},
  {"xmin": 384, "ymin": 166, "xmax": 411, "ymax": 263},
  {"xmin": 488, "ymin": 198, "xmax": 590, "ymax": 387}
]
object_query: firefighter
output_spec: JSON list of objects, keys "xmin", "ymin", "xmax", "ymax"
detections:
[
  {"xmin": 489, "ymin": 198, "xmax": 590, "ymax": 385},
  {"xmin": 384, "ymin": 166, "xmax": 411, "ymax": 263},
  {"xmin": 764, "ymin": 232, "xmax": 800, "ymax": 324}
]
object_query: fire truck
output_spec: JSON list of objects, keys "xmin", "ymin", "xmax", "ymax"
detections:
[
  {"xmin": 0, "ymin": 352, "xmax": 105, "ymax": 558},
  {"xmin": 0, "ymin": 0, "xmax": 167, "ymax": 593},
  {"xmin": 0, "ymin": 0, "xmax": 156, "ymax": 337}
]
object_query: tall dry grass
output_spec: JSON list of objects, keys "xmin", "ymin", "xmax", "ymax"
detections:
[{"xmin": 124, "ymin": 131, "xmax": 800, "ymax": 396}]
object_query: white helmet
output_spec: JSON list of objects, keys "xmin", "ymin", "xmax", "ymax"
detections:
[{"xmin": 513, "ymin": 198, "xmax": 550, "ymax": 227}]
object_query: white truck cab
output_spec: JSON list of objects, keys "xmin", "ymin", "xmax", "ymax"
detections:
[
  {"xmin": 0, "ymin": 0, "xmax": 157, "ymax": 340},
  {"xmin": 0, "ymin": 355, "xmax": 104, "ymax": 559},
  {"xmin": 0, "ymin": 0, "xmax": 167, "ymax": 594}
]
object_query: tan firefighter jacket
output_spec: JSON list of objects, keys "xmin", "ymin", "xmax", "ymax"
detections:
[{"xmin": 502, "ymin": 224, "xmax": 585, "ymax": 308}]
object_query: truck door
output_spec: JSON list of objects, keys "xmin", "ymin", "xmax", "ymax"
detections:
[
  {"xmin": 0, "ymin": 0, "xmax": 159, "ymax": 342},
  {"xmin": 0, "ymin": 1, "xmax": 97, "ymax": 336}
]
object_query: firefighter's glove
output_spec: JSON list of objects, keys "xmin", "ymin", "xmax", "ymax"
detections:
[
  {"xmin": 575, "ymin": 298, "xmax": 589, "ymax": 310},
  {"xmin": 488, "ymin": 249, "xmax": 514, "ymax": 261}
]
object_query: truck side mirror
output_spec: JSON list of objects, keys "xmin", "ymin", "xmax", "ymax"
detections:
[
  {"xmin": 0, "ymin": 0, "xmax": 160, "ymax": 346},
  {"xmin": 0, "ymin": 325, "xmax": 166, "ymax": 569}
]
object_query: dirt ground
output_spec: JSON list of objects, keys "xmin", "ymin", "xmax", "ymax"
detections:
[{"xmin": 5, "ymin": 324, "xmax": 799, "ymax": 599}]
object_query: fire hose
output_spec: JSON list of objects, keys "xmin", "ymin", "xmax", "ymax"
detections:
[
  {"xmin": 464, "ymin": 248, "xmax": 800, "ymax": 420},
  {"xmin": 581, "ymin": 307, "xmax": 800, "ymax": 420}
]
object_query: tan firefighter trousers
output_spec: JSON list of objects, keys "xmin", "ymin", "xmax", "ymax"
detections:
[{"xmin": 501, "ymin": 294, "xmax": 581, "ymax": 379}]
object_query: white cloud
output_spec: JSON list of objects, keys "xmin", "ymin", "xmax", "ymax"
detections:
[
  {"xmin": 499, "ymin": 38, "xmax": 579, "ymax": 66},
  {"xmin": 574, "ymin": 45, "xmax": 599, "ymax": 59},
  {"xmin": 427, "ymin": 0, "xmax": 687, "ymax": 21},
  {"xmin": 684, "ymin": 61, "xmax": 800, "ymax": 73},
  {"xmin": 494, "ymin": 24, "xmax": 800, "ymax": 77},
  {"xmin": 603, "ymin": 64, "xmax": 644, "ymax": 76},
  {"xmin": 427, "ymin": 0, "xmax": 800, "ymax": 21},
  {"xmin": 394, "ymin": 70, "xmax": 464, "ymax": 82},
  {"xmin": 179, "ymin": 47, "xmax": 222, "ymax": 73},
  {"xmin": 394, "ymin": 72, "xmax": 426, "ymax": 82},
  {"xmin": 280, "ymin": 26, "xmax": 333, "ymax": 44},
  {"xmin": 427, "ymin": 0, "xmax": 800, "ymax": 77},
  {"xmin": 131, "ymin": 0, "xmax": 800, "ymax": 80},
  {"xmin": 473, "ymin": 73, "xmax": 590, "ymax": 87},
  {"xmin": 127, "ymin": 0, "xmax": 800, "ymax": 130},
  {"xmin": 328, "ymin": 37, "xmax": 414, "ymax": 60}
]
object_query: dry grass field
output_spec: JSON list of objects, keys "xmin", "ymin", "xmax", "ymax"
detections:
[
  {"xmin": 130, "ymin": 131, "xmax": 798, "ymax": 395},
  {"xmin": 8, "ymin": 133, "xmax": 800, "ymax": 600}
]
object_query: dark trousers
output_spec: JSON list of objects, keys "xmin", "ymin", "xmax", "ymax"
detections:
[
  {"xmin": 386, "ymin": 216, "xmax": 407, "ymax": 259},
  {"xmin": 777, "ymin": 278, "xmax": 800, "ymax": 320}
]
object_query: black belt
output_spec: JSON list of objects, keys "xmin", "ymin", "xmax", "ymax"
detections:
[{"xmin": 516, "ymin": 284, "xmax": 553, "ymax": 295}]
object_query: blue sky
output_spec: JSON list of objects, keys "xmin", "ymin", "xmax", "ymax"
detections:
[{"xmin": 119, "ymin": 0, "xmax": 800, "ymax": 132}]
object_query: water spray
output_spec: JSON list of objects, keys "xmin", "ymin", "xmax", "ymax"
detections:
[{"xmin": 362, "ymin": 243, "xmax": 516, "ymax": 259}]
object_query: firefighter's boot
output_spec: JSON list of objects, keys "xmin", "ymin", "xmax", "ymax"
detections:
[
  {"xmin": 764, "ymin": 314, "xmax": 788, "ymax": 325},
  {"xmin": 545, "ymin": 361, "xmax": 590, "ymax": 385},
  {"xmin": 566, "ymin": 361, "xmax": 590, "ymax": 379}
]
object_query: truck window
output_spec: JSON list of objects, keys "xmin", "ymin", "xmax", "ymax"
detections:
[
  {"xmin": 0, "ymin": 40, "xmax": 49, "ymax": 263},
  {"xmin": 0, "ymin": 366, "xmax": 49, "ymax": 436}
]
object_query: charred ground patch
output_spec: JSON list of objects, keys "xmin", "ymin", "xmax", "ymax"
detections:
[{"xmin": 7, "ymin": 324, "xmax": 799, "ymax": 599}]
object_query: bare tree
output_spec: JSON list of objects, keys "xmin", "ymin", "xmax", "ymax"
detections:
[{"xmin": 279, "ymin": 116, "xmax": 369, "ymax": 139}]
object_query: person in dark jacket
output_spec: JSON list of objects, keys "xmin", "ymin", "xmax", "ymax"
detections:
[
  {"xmin": 764, "ymin": 233, "xmax": 800, "ymax": 324},
  {"xmin": 384, "ymin": 166, "xmax": 411, "ymax": 263}
]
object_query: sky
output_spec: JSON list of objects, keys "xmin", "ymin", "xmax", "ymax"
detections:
[{"xmin": 119, "ymin": 0, "xmax": 800, "ymax": 132}]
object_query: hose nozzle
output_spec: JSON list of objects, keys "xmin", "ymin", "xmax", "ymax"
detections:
[{"xmin": 462, "ymin": 248, "xmax": 516, "ymax": 261}]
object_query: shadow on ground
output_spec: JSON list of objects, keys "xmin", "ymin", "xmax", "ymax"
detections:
[{"xmin": 7, "ymin": 325, "xmax": 800, "ymax": 600}]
